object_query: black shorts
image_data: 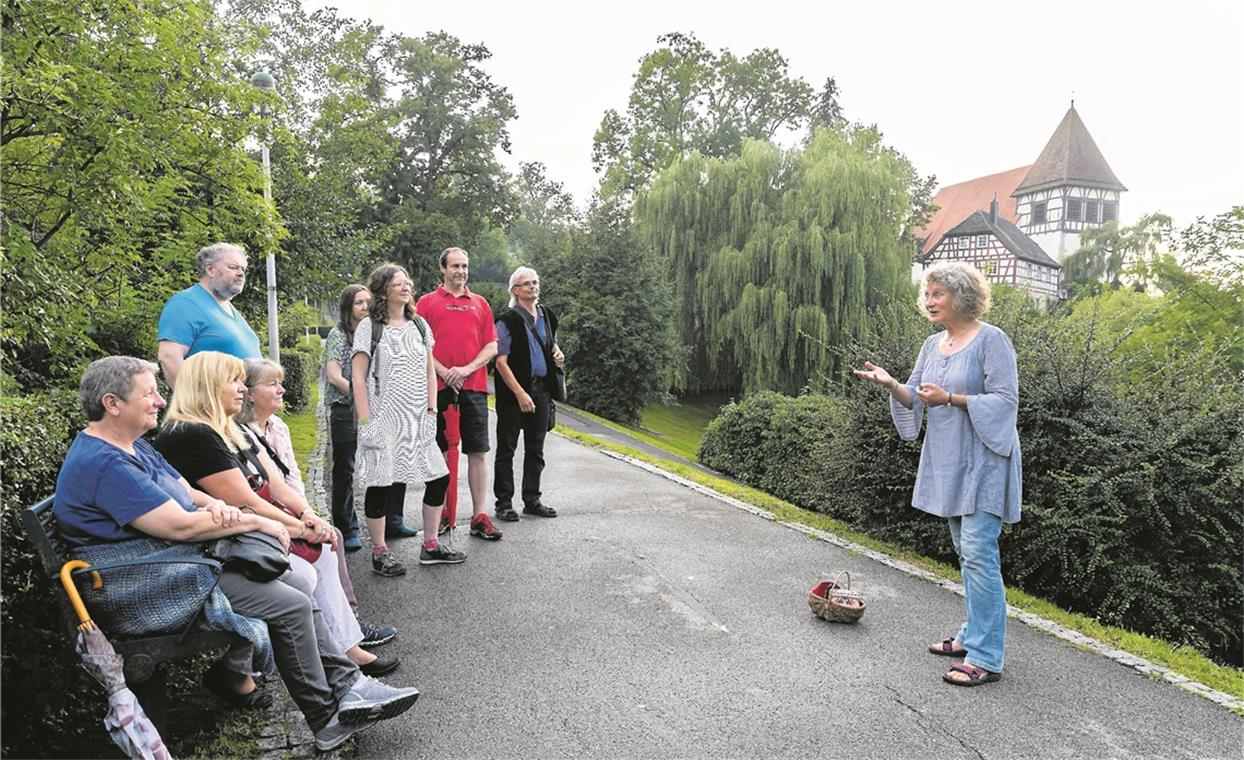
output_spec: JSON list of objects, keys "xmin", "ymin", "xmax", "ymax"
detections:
[{"xmin": 437, "ymin": 389, "xmax": 490, "ymax": 454}]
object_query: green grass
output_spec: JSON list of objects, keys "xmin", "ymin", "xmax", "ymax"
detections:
[
  {"xmin": 568, "ymin": 393, "xmax": 727, "ymax": 462},
  {"xmin": 285, "ymin": 379, "xmax": 320, "ymax": 479},
  {"xmin": 553, "ymin": 423, "xmax": 1244, "ymax": 704}
]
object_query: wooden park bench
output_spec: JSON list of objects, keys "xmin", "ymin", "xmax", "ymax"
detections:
[{"xmin": 20, "ymin": 496, "xmax": 245, "ymax": 729}]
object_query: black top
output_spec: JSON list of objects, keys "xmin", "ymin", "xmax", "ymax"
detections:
[
  {"xmin": 494, "ymin": 305, "xmax": 559, "ymax": 403},
  {"xmin": 152, "ymin": 421, "xmax": 269, "ymax": 492}
]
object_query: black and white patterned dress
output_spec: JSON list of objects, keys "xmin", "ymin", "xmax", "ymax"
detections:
[{"xmin": 352, "ymin": 316, "xmax": 449, "ymax": 489}]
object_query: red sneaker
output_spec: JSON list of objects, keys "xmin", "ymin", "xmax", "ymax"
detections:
[{"xmin": 469, "ymin": 514, "xmax": 503, "ymax": 541}]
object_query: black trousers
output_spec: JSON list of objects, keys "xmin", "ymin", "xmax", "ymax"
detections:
[
  {"xmin": 328, "ymin": 403, "xmax": 358, "ymax": 536},
  {"xmin": 493, "ymin": 379, "xmax": 551, "ymax": 509}
]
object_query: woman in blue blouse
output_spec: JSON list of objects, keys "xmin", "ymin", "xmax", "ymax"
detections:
[{"xmin": 854, "ymin": 261, "xmax": 1022, "ymax": 687}]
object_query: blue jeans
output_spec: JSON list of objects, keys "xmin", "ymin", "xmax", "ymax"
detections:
[{"xmin": 948, "ymin": 511, "xmax": 1006, "ymax": 673}]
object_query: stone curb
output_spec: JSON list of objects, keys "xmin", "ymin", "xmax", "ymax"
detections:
[{"xmin": 598, "ymin": 448, "xmax": 1244, "ymax": 715}]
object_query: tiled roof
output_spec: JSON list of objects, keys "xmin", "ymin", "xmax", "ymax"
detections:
[
  {"xmin": 937, "ymin": 210, "xmax": 1061, "ymax": 269},
  {"xmin": 1013, "ymin": 105, "xmax": 1126, "ymax": 195},
  {"xmin": 916, "ymin": 166, "xmax": 1030, "ymax": 255}
]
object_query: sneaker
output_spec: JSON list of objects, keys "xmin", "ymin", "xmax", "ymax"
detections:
[
  {"xmin": 337, "ymin": 675, "xmax": 420, "ymax": 724},
  {"xmin": 470, "ymin": 514, "xmax": 503, "ymax": 541},
  {"xmin": 419, "ymin": 543, "xmax": 467, "ymax": 565},
  {"xmin": 358, "ymin": 619, "xmax": 397, "ymax": 648},
  {"xmin": 314, "ymin": 713, "xmax": 379, "ymax": 752},
  {"xmin": 343, "ymin": 533, "xmax": 363, "ymax": 553},
  {"xmin": 371, "ymin": 551, "xmax": 406, "ymax": 577}
]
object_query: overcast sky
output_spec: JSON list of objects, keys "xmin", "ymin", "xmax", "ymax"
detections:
[{"xmin": 314, "ymin": 0, "xmax": 1242, "ymax": 229}]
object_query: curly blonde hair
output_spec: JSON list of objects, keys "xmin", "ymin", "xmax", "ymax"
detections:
[{"xmin": 920, "ymin": 262, "xmax": 992, "ymax": 320}]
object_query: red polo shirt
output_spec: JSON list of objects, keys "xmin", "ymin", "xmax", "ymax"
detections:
[{"xmin": 416, "ymin": 285, "xmax": 497, "ymax": 392}]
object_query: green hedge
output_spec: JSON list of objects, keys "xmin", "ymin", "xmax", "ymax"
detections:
[
  {"xmin": 699, "ymin": 296, "xmax": 1243, "ymax": 667},
  {"xmin": 0, "ymin": 391, "xmax": 118, "ymax": 757},
  {"xmin": 281, "ymin": 344, "xmax": 317, "ymax": 414}
]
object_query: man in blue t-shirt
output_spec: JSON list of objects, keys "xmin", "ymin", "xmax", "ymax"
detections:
[{"xmin": 157, "ymin": 242, "xmax": 262, "ymax": 387}]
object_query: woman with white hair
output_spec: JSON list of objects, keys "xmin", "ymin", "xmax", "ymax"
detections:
[{"xmin": 854, "ymin": 261, "xmax": 1022, "ymax": 687}]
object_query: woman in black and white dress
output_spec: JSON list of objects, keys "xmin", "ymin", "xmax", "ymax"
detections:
[{"xmin": 352, "ymin": 263, "xmax": 458, "ymax": 578}]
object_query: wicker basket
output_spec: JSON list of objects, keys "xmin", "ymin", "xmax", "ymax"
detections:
[{"xmin": 807, "ymin": 571, "xmax": 866, "ymax": 623}]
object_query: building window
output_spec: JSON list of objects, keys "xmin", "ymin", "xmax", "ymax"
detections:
[
  {"xmin": 977, "ymin": 235, "xmax": 988, "ymax": 247},
  {"xmin": 1032, "ymin": 201, "xmax": 1047, "ymax": 225},
  {"xmin": 1103, "ymin": 202, "xmax": 1118, "ymax": 222},
  {"xmin": 1085, "ymin": 200, "xmax": 1099, "ymax": 223},
  {"xmin": 1066, "ymin": 199, "xmax": 1083, "ymax": 222}
]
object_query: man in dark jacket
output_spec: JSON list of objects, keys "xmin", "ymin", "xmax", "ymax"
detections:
[{"xmin": 492, "ymin": 266, "xmax": 564, "ymax": 523}]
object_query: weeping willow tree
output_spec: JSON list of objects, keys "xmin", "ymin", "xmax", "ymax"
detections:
[{"xmin": 637, "ymin": 127, "xmax": 917, "ymax": 394}]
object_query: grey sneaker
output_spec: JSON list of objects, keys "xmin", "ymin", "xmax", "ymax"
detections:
[
  {"xmin": 371, "ymin": 550, "xmax": 406, "ymax": 577},
  {"xmin": 419, "ymin": 543, "xmax": 466, "ymax": 565},
  {"xmin": 314, "ymin": 713, "xmax": 379, "ymax": 751},
  {"xmin": 337, "ymin": 675, "xmax": 421, "ymax": 724}
]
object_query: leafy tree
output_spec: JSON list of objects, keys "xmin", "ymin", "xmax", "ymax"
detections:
[
  {"xmin": 376, "ymin": 32, "xmax": 518, "ymax": 287},
  {"xmin": 552, "ymin": 198, "xmax": 677, "ymax": 423},
  {"xmin": 1, "ymin": 0, "xmax": 280, "ymax": 388},
  {"xmin": 637, "ymin": 127, "xmax": 919, "ymax": 394},
  {"xmin": 222, "ymin": 0, "xmax": 400, "ymax": 300},
  {"xmin": 507, "ymin": 161, "xmax": 579, "ymax": 285},
  {"xmin": 1063, "ymin": 212, "xmax": 1172, "ymax": 290},
  {"xmin": 592, "ymin": 32, "xmax": 814, "ymax": 196}
]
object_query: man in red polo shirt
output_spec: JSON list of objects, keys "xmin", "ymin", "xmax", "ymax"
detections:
[{"xmin": 416, "ymin": 247, "xmax": 504, "ymax": 542}]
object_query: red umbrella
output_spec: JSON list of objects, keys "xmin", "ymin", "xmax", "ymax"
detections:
[{"xmin": 442, "ymin": 391, "xmax": 461, "ymax": 529}]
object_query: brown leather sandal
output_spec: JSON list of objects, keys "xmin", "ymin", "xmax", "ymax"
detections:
[{"xmin": 928, "ymin": 637, "xmax": 966, "ymax": 657}]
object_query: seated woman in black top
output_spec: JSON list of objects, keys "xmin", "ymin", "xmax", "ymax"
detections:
[{"xmin": 152, "ymin": 351, "xmax": 395, "ymax": 675}]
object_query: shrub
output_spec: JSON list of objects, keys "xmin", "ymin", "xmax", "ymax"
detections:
[
  {"xmin": 0, "ymin": 391, "xmax": 117, "ymax": 757},
  {"xmin": 697, "ymin": 292, "xmax": 1243, "ymax": 667},
  {"xmin": 281, "ymin": 344, "xmax": 317, "ymax": 414}
]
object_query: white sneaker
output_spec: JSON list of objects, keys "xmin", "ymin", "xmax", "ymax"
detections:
[
  {"xmin": 314, "ymin": 713, "xmax": 379, "ymax": 751},
  {"xmin": 337, "ymin": 675, "xmax": 420, "ymax": 724}
]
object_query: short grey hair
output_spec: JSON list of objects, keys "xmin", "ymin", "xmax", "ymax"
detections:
[
  {"xmin": 507, "ymin": 266, "xmax": 538, "ymax": 308},
  {"xmin": 194, "ymin": 243, "xmax": 246, "ymax": 277},
  {"xmin": 921, "ymin": 261, "xmax": 992, "ymax": 321},
  {"xmin": 80, "ymin": 356, "xmax": 159, "ymax": 422}
]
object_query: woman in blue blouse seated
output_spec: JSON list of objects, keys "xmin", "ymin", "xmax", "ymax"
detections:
[
  {"xmin": 854, "ymin": 262, "xmax": 1022, "ymax": 688},
  {"xmin": 53, "ymin": 356, "xmax": 419, "ymax": 751}
]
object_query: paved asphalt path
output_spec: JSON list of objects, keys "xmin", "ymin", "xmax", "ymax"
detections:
[{"xmin": 341, "ymin": 425, "xmax": 1242, "ymax": 759}]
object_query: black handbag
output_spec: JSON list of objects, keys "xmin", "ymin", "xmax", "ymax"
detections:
[{"xmin": 205, "ymin": 530, "xmax": 290, "ymax": 583}]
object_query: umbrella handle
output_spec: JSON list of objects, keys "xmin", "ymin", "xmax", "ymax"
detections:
[{"xmin": 60, "ymin": 560, "xmax": 101, "ymax": 631}]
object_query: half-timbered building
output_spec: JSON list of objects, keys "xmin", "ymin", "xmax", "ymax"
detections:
[
  {"xmin": 923, "ymin": 199, "xmax": 1062, "ymax": 303},
  {"xmin": 1011, "ymin": 104, "xmax": 1126, "ymax": 261},
  {"xmin": 914, "ymin": 103, "xmax": 1125, "ymax": 302}
]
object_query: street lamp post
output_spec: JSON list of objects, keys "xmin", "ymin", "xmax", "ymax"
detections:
[{"xmin": 250, "ymin": 70, "xmax": 280, "ymax": 362}]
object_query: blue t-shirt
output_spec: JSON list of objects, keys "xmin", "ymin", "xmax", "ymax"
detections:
[
  {"xmin": 496, "ymin": 313, "xmax": 549, "ymax": 378},
  {"xmin": 157, "ymin": 283, "xmax": 262, "ymax": 359},
  {"xmin": 54, "ymin": 434, "xmax": 196, "ymax": 547}
]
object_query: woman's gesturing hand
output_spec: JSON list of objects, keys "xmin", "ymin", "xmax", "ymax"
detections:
[
  {"xmin": 916, "ymin": 382, "xmax": 952, "ymax": 407},
  {"xmin": 852, "ymin": 361, "xmax": 896, "ymax": 389}
]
